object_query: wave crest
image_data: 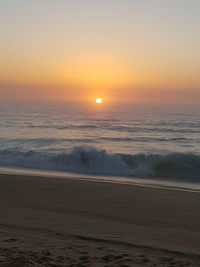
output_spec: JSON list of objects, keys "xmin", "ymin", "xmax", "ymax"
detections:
[{"xmin": 0, "ymin": 146, "xmax": 200, "ymax": 181}]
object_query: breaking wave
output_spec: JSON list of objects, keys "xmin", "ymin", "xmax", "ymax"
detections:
[{"xmin": 0, "ymin": 146, "xmax": 200, "ymax": 181}]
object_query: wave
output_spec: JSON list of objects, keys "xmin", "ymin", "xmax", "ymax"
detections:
[
  {"xmin": 4, "ymin": 123, "xmax": 200, "ymax": 134},
  {"xmin": 0, "ymin": 137, "xmax": 97, "ymax": 146},
  {"xmin": 98, "ymin": 136, "xmax": 189, "ymax": 142},
  {"xmin": 0, "ymin": 146, "xmax": 200, "ymax": 181},
  {"xmin": 0, "ymin": 136, "xmax": 193, "ymax": 147}
]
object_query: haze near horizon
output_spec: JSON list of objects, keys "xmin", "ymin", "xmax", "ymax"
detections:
[{"xmin": 0, "ymin": 0, "xmax": 200, "ymax": 110}]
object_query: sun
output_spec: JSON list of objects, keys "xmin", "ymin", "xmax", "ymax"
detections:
[{"xmin": 96, "ymin": 98, "xmax": 103, "ymax": 104}]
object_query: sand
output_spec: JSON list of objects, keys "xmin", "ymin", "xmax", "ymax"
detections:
[{"xmin": 0, "ymin": 172, "xmax": 200, "ymax": 266}]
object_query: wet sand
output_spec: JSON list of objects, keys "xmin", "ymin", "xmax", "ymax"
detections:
[{"xmin": 0, "ymin": 173, "xmax": 200, "ymax": 266}]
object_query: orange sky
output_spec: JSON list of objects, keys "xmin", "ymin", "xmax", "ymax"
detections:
[{"xmin": 0, "ymin": 1, "xmax": 200, "ymax": 109}]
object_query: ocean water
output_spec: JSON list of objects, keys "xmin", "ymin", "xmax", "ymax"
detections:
[{"xmin": 0, "ymin": 104, "xmax": 200, "ymax": 182}]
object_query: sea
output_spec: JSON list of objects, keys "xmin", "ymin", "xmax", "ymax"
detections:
[{"xmin": 0, "ymin": 103, "xmax": 200, "ymax": 185}]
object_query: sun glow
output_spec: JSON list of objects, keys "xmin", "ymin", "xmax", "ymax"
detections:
[{"xmin": 96, "ymin": 98, "xmax": 103, "ymax": 104}]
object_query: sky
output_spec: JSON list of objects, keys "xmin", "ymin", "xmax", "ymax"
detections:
[{"xmin": 0, "ymin": 0, "xmax": 200, "ymax": 109}]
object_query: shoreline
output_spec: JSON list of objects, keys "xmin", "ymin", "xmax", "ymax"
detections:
[
  {"xmin": 0, "ymin": 172, "xmax": 200, "ymax": 265},
  {"xmin": 1, "ymin": 166, "xmax": 200, "ymax": 193}
]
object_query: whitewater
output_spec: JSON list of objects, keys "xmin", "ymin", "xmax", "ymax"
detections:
[{"xmin": 0, "ymin": 104, "xmax": 200, "ymax": 182}]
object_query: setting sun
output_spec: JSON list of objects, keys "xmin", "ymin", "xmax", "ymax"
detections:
[{"xmin": 96, "ymin": 98, "xmax": 103, "ymax": 104}]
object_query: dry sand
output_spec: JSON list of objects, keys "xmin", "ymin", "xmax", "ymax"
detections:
[{"xmin": 0, "ymin": 172, "xmax": 200, "ymax": 266}]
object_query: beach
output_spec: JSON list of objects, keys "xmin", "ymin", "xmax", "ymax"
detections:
[
  {"xmin": 0, "ymin": 172, "xmax": 200, "ymax": 266},
  {"xmin": 1, "ymin": 0, "xmax": 200, "ymax": 265}
]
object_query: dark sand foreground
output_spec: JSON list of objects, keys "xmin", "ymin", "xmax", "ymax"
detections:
[{"xmin": 0, "ymin": 173, "xmax": 200, "ymax": 266}]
